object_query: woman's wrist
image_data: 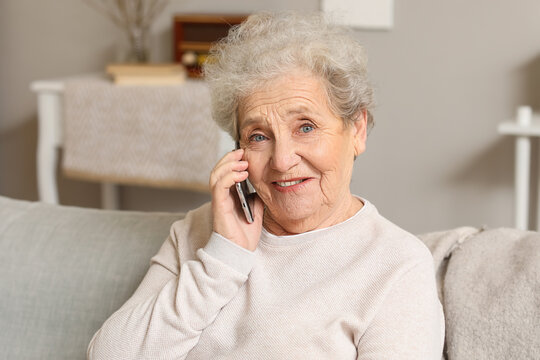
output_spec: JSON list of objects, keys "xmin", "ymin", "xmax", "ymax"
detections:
[{"xmin": 204, "ymin": 232, "xmax": 257, "ymax": 275}]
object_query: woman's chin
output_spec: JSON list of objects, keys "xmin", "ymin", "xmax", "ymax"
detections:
[{"xmin": 266, "ymin": 201, "xmax": 319, "ymax": 228}]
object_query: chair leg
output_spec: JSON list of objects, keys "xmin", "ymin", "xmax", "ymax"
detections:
[
  {"xmin": 515, "ymin": 106, "xmax": 532, "ymax": 230},
  {"xmin": 101, "ymin": 183, "xmax": 119, "ymax": 210}
]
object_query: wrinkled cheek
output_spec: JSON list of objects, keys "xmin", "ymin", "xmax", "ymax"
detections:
[
  {"xmin": 319, "ymin": 161, "xmax": 350, "ymax": 205},
  {"xmin": 319, "ymin": 173, "xmax": 335, "ymax": 205},
  {"xmin": 245, "ymin": 153, "xmax": 268, "ymax": 194}
]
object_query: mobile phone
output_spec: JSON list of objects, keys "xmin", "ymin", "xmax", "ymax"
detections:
[
  {"xmin": 236, "ymin": 180, "xmax": 254, "ymax": 224},
  {"xmin": 235, "ymin": 142, "xmax": 255, "ymax": 223}
]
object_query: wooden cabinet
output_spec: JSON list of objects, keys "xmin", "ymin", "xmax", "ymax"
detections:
[{"xmin": 173, "ymin": 14, "xmax": 248, "ymax": 77}]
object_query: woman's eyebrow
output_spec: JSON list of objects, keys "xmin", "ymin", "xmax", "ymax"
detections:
[
  {"xmin": 239, "ymin": 106, "xmax": 316, "ymax": 131},
  {"xmin": 239, "ymin": 117, "xmax": 264, "ymax": 132}
]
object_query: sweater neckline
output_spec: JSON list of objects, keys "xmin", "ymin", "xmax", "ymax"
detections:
[{"xmin": 259, "ymin": 196, "xmax": 373, "ymax": 247}]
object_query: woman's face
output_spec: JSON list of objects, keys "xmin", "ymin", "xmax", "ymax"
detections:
[{"xmin": 238, "ymin": 72, "xmax": 367, "ymax": 234}]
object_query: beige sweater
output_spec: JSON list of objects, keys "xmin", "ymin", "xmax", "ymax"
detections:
[{"xmin": 87, "ymin": 198, "xmax": 445, "ymax": 359}]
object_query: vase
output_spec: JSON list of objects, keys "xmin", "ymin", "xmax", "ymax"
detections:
[{"xmin": 124, "ymin": 26, "xmax": 149, "ymax": 63}]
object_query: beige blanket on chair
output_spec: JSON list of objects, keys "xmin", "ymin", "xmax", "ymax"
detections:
[
  {"xmin": 62, "ymin": 76, "xmax": 233, "ymax": 192},
  {"xmin": 419, "ymin": 227, "xmax": 540, "ymax": 360}
]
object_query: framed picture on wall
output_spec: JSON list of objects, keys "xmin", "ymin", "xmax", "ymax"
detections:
[{"xmin": 321, "ymin": 0, "xmax": 394, "ymax": 30}]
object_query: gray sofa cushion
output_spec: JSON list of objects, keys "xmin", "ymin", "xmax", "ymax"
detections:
[
  {"xmin": 442, "ymin": 228, "xmax": 540, "ymax": 359},
  {"xmin": 0, "ymin": 196, "xmax": 184, "ymax": 360},
  {"xmin": 418, "ymin": 227, "xmax": 540, "ymax": 360}
]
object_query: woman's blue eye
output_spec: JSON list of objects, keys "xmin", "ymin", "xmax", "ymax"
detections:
[
  {"xmin": 301, "ymin": 124, "xmax": 314, "ymax": 133},
  {"xmin": 251, "ymin": 134, "xmax": 266, "ymax": 142}
]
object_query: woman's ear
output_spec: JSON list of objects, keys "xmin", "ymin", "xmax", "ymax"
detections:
[{"xmin": 353, "ymin": 110, "xmax": 368, "ymax": 157}]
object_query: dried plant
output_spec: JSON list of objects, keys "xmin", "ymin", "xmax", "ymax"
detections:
[{"xmin": 84, "ymin": 0, "xmax": 170, "ymax": 62}]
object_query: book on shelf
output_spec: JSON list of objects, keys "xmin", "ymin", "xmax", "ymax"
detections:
[{"xmin": 106, "ymin": 63, "xmax": 187, "ymax": 85}]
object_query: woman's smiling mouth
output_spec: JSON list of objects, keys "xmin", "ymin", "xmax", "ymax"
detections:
[{"xmin": 271, "ymin": 178, "xmax": 312, "ymax": 192}]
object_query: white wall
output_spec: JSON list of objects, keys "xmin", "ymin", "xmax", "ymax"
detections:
[
  {"xmin": 1, "ymin": 0, "xmax": 539, "ymax": 233},
  {"xmin": 351, "ymin": 0, "xmax": 540, "ymax": 232}
]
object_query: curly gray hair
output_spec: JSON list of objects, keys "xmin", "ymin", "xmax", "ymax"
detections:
[{"xmin": 203, "ymin": 11, "xmax": 375, "ymax": 140}]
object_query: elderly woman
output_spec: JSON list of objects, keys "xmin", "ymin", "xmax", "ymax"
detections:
[{"xmin": 88, "ymin": 12, "xmax": 444, "ymax": 359}]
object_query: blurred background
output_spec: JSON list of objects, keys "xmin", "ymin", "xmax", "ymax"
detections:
[{"xmin": 2, "ymin": 0, "xmax": 540, "ymax": 234}]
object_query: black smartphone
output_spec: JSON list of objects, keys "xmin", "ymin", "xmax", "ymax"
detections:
[{"xmin": 235, "ymin": 142, "xmax": 255, "ymax": 223}]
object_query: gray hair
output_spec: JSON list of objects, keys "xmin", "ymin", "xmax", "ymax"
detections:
[{"xmin": 203, "ymin": 11, "xmax": 375, "ymax": 140}]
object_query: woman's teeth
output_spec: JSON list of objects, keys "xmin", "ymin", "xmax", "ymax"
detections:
[{"xmin": 276, "ymin": 179, "xmax": 304, "ymax": 187}]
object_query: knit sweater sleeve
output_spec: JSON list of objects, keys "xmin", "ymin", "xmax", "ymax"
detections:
[
  {"xmin": 87, "ymin": 220, "xmax": 255, "ymax": 360},
  {"xmin": 356, "ymin": 254, "xmax": 445, "ymax": 360}
]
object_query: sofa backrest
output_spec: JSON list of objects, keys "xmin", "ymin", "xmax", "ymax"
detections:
[{"xmin": 0, "ymin": 196, "xmax": 184, "ymax": 360}]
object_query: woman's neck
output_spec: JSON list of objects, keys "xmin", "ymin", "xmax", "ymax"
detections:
[{"xmin": 263, "ymin": 195, "xmax": 364, "ymax": 236}]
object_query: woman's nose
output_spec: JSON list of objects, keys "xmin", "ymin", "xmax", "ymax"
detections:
[{"xmin": 270, "ymin": 137, "xmax": 301, "ymax": 172}]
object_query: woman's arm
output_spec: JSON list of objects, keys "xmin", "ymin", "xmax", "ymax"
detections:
[
  {"xmin": 356, "ymin": 257, "xmax": 445, "ymax": 360},
  {"xmin": 87, "ymin": 229, "xmax": 255, "ymax": 360},
  {"xmin": 88, "ymin": 148, "xmax": 263, "ymax": 359}
]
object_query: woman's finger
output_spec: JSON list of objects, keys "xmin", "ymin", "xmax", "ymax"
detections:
[
  {"xmin": 211, "ymin": 159, "xmax": 248, "ymax": 181},
  {"xmin": 217, "ymin": 170, "xmax": 249, "ymax": 191},
  {"xmin": 210, "ymin": 158, "xmax": 248, "ymax": 188},
  {"xmin": 213, "ymin": 148, "xmax": 244, "ymax": 170},
  {"xmin": 212, "ymin": 170, "xmax": 249, "ymax": 203}
]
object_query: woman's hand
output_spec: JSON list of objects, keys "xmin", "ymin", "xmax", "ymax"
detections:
[{"xmin": 210, "ymin": 149, "xmax": 264, "ymax": 251}]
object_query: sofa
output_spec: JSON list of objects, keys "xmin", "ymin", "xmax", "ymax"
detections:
[{"xmin": 0, "ymin": 195, "xmax": 538, "ymax": 359}]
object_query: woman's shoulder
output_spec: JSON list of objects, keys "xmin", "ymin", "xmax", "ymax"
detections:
[{"xmin": 362, "ymin": 202, "xmax": 434, "ymax": 266}]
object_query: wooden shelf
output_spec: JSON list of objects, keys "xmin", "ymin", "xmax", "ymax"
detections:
[
  {"xmin": 178, "ymin": 41, "xmax": 213, "ymax": 52},
  {"xmin": 173, "ymin": 13, "xmax": 248, "ymax": 77},
  {"xmin": 174, "ymin": 14, "xmax": 247, "ymax": 24}
]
